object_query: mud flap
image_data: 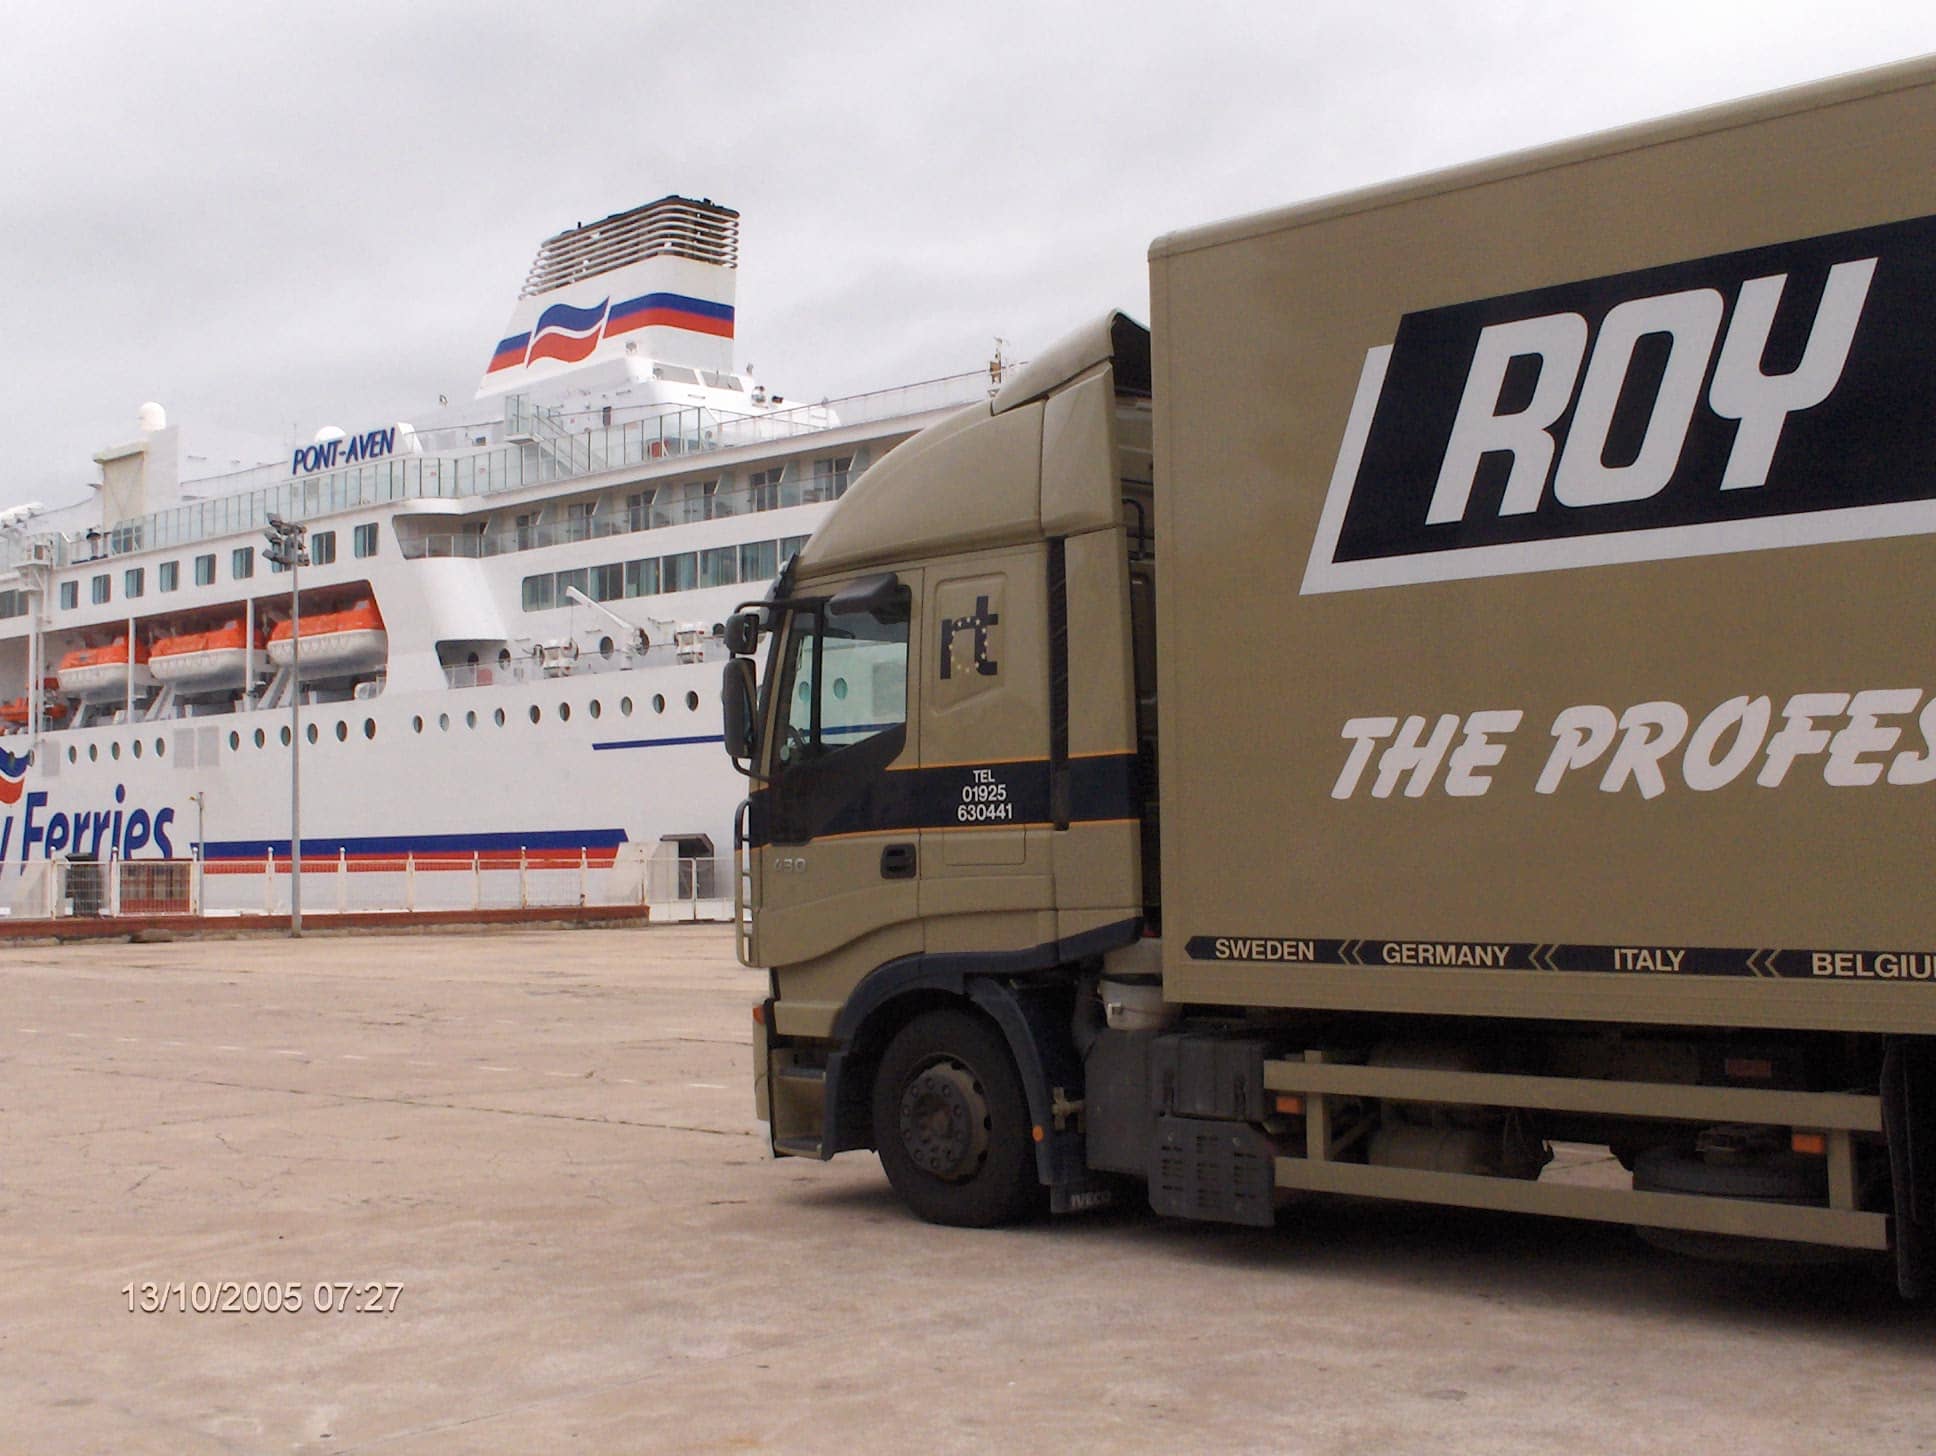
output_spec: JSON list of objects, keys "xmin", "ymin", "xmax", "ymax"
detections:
[{"xmin": 1883, "ymin": 1038, "xmax": 1936, "ymax": 1299}]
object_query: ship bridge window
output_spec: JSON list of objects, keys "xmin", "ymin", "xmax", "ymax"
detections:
[
  {"xmin": 353, "ymin": 523, "xmax": 378, "ymax": 558},
  {"xmin": 232, "ymin": 547, "xmax": 254, "ymax": 580},
  {"xmin": 91, "ymin": 574, "xmax": 110, "ymax": 605},
  {"xmin": 701, "ymin": 371, "xmax": 743, "ymax": 392},
  {"xmin": 651, "ymin": 364, "xmax": 699, "ymax": 384},
  {"xmin": 312, "ymin": 530, "xmax": 337, "ymax": 566},
  {"xmin": 194, "ymin": 554, "xmax": 216, "ymax": 586},
  {"xmin": 158, "ymin": 561, "xmax": 179, "ymax": 593},
  {"xmin": 59, "ymin": 581, "xmax": 77, "ymax": 611}
]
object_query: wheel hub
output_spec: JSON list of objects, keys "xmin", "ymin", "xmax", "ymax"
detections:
[{"xmin": 898, "ymin": 1061, "xmax": 989, "ymax": 1181}]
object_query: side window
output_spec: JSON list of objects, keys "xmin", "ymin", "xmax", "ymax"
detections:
[{"xmin": 776, "ymin": 591, "xmax": 910, "ymax": 771}]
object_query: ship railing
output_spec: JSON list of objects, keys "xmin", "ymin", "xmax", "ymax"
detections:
[
  {"xmin": 0, "ymin": 371, "xmax": 993, "ymax": 575},
  {"xmin": 7, "ymin": 843, "xmax": 686, "ymax": 920},
  {"xmin": 397, "ymin": 473, "xmax": 851, "ymax": 562}
]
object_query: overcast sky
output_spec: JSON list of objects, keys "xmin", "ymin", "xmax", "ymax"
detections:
[{"xmin": 4, "ymin": 1, "xmax": 1935, "ymax": 512}]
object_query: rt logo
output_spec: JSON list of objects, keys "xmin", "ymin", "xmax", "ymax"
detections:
[{"xmin": 940, "ymin": 595, "xmax": 1000, "ymax": 681}]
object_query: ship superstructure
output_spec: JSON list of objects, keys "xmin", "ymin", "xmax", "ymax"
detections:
[{"xmin": 0, "ymin": 196, "xmax": 989, "ymax": 909}]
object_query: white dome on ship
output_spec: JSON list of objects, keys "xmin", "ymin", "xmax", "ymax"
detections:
[
  {"xmin": 314, "ymin": 425, "xmax": 347, "ymax": 444},
  {"xmin": 136, "ymin": 402, "xmax": 167, "ymax": 432}
]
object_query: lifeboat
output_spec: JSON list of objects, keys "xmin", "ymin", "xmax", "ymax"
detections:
[
  {"xmin": 0, "ymin": 680, "xmax": 68, "ymax": 727},
  {"xmin": 151, "ymin": 620, "xmax": 267, "ymax": 692},
  {"xmin": 267, "ymin": 599, "xmax": 387, "ymax": 674},
  {"xmin": 57, "ymin": 637, "xmax": 154, "ymax": 701}
]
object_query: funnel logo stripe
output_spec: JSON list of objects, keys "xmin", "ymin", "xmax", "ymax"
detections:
[
  {"xmin": 486, "ymin": 332, "xmax": 531, "ymax": 373},
  {"xmin": 0, "ymin": 747, "xmax": 27, "ymax": 806},
  {"xmin": 605, "ymin": 291, "xmax": 736, "ymax": 341}
]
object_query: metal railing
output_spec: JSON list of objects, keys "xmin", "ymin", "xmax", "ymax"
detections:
[
  {"xmin": 1, "ymin": 849, "xmax": 735, "ymax": 922},
  {"xmin": 2, "ymin": 370, "xmax": 992, "ymax": 574}
]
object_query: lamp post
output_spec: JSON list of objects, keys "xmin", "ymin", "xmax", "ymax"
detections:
[{"xmin": 264, "ymin": 515, "xmax": 308, "ymax": 936}]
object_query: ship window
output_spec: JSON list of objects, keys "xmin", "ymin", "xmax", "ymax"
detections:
[
  {"xmin": 625, "ymin": 490, "xmax": 653, "ymax": 532},
  {"xmin": 589, "ymin": 699, "xmax": 602, "ymax": 719},
  {"xmin": 195, "ymin": 554, "xmax": 216, "ymax": 586},
  {"xmin": 335, "ymin": 721, "xmax": 347, "ymax": 742},
  {"xmin": 750, "ymin": 467, "xmax": 784, "ymax": 513},
  {"xmin": 311, "ymin": 530, "xmax": 337, "ymax": 566},
  {"xmin": 651, "ymin": 364, "xmax": 699, "ymax": 384},
  {"xmin": 624, "ymin": 558, "xmax": 659, "ymax": 598},
  {"xmin": 280, "ymin": 727, "xmax": 291, "ymax": 747},
  {"xmin": 91, "ymin": 574, "xmax": 110, "ymax": 604},
  {"xmin": 232, "ymin": 547, "xmax": 254, "ymax": 580},
  {"xmin": 699, "ymin": 547, "xmax": 738, "ymax": 589},
  {"xmin": 780, "ymin": 535, "xmax": 810, "ymax": 564},
  {"xmin": 522, "ymin": 574, "xmax": 554, "ymax": 612},
  {"xmin": 125, "ymin": 567, "xmax": 144, "ymax": 599},
  {"xmin": 60, "ymin": 581, "xmax": 77, "ymax": 611},
  {"xmin": 558, "ymin": 702, "xmax": 570, "ymax": 722},
  {"xmin": 591, "ymin": 564, "xmax": 625, "ymax": 602},
  {"xmin": 438, "ymin": 713, "xmax": 450, "ymax": 732},
  {"xmin": 554, "ymin": 567, "xmax": 588, "ymax": 603},
  {"xmin": 0, "ymin": 589, "xmax": 23, "ymax": 618},
  {"xmin": 253, "ymin": 729, "xmax": 265, "ymax": 749},
  {"xmin": 812, "ymin": 455, "xmax": 853, "ymax": 501},
  {"xmin": 685, "ymin": 691, "xmax": 699, "ymax": 712},
  {"xmin": 66, "ymin": 746, "xmax": 75, "ymax": 764},
  {"xmin": 364, "ymin": 719, "xmax": 375, "ymax": 740},
  {"xmin": 661, "ymin": 552, "xmax": 696, "ymax": 592},
  {"xmin": 133, "ymin": 739, "xmax": 143, "ymax": 758},
  {"xmin": 89, "ymin": 744, "xmax": 99, "ymax": 761},
  {"xmin": 494, "ymin": 708, "xmax": 506, "ymax": 726},
  {"xmin": 598, "ymin": 636, "xmax": 615, "ymax": 659},
  {"xmin": 466, "ymin": 710, "xmax": 477, "ymax": 728},
  {"xmin": 619, "ymin": 696, "xmax": 633, "ymax": 716},
  {"xmin": 739, "ymin": 540, "xmax": 778, "ymax": 582},
  {"xmin": 412, "ymin": 715, "xmax": 423, "ymax": 734},
  {"xmin": 154, "ymin": 737, "xmax": 164, "ymax": 758},
  {"xmin": 353, "ymin": 523, "xmax": 378, "ymax": 558},
  {"xmin": 158, "ymin": 561, "xmax": 179, "ymax": 593},
  {"xmin": 228, "ymin": 731, "xmax": 239, "ymax": 751},
  {"xmin": 652, "ymin": 694, "xmax": 665, "ymax": 714}
]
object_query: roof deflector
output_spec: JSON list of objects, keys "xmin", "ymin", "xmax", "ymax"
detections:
[{"xmin": 991, "ymin": 311, "xmax": 1151, "ymax": 415}]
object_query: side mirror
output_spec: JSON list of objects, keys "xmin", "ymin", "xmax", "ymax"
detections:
[
  {"xmin": 723, "ymin": 610, "xmax": 762, "ymax": 657},
  {"xmin": 721, "ymin": 658, "xmax": 759, "ymax": 770}
]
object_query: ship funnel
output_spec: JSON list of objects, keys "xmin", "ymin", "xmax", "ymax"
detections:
[{"xmin": 476, "ymin": 195, "xmax": 740, "ymax": 399}]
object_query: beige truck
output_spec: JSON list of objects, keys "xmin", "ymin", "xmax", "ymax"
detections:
[{"xmin": 722, "ymin": 56, "xmax": 1936, "ymax": 1295}]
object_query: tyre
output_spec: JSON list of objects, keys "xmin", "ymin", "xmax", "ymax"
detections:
[
  {"xmin": 871, "ymin": 1008, "xmax": 1044, "ymax": 1228},
  {"xmin": 1631, "ymin": 1143, "xmax": 1845, "ymax": 1265}
]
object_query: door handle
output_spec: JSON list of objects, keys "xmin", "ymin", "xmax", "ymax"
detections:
[{"xmin": 880, "ymin": 843, "xmax": 917, "ymax": 880}]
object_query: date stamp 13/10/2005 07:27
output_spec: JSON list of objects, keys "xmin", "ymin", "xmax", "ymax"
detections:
[{"xmin": 122, "ymin": 1281, "xmax": 403, "ymax": 1315}]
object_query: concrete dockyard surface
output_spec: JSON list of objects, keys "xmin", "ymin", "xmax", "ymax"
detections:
[{"xmin": 3, "ymin": 928, "xmax": 1933, "ymax": 1456}]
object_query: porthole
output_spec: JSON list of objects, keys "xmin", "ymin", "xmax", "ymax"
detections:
[
  {"xmin": 619, "ymin": 696, "xmax": 633, "ymax": 717},
  {"xmin": 335, "ymin": 721, "xmax": 347, "ymax": 742},
  {"xmin": 465, "ymin": 710, "xmax": 478, "ymax": 729},
  {"xmin": 494, "ymin": 708, "xmax": 506, "ymax": 727},
  {"xmin": 599, "ymin": 635, "xmax": 615, "ymax": 659},
  {"xmin": 412, "ymin": 715, "xmax": 424, "ymax": 734},
  {"xmin": 133, "ymin": 739, "xmax": 144, "ymax": 758},
  {"xmin": 280, "ymin": 726, "xmax": 291, "ymax": 747},
  {"xmin": 227, "ymin": 731, "xmax": 239, "ymax": 752},
  {"xmin": 65, "ymin": 746, "xmax": 76, "ymax": 764},
  {"xmin": 254, "ymin": 729, "xmax": 266, "ymax": 749},
  {"xmin": 438, "ymin": 713, "xmax": 450, "ymax": 732},
  {"xmin": 89, "ymin": 743, "xmax": 99, "ymax": 762},
  {"xmin": 307, "ymin": 723, "xmax": 318, "ymax": 745},
  {"xmin": 832, "ymin": 678, "xmax": 849, "ymax": 701},
  {"xmin": 652, "ymin": 694, "xmax": 666, "ymax": 714},
  {"xmin": 589, "ymin": 700, "xmax": 602, "ymax": 720},
  {"xmin": 558, "ymin": 703, "xmax": 571, "ymax": 722},
  {"xmin": 528, "ymin": 704, "xmax": 541, "ymax": 724},
  {"xmin": 155, "ymin": 738, "xmax": 166, "ymax": 758},
  {"xmin": 685, "ymin": 691, "xmax": 699, "ymax": 712},
  {"xmin": 364, "ymin": 719, "xmax": 376, "ymax": 740},
  {"xmin": 110, "ymin": 741, "xmax": 121, "ymax": 760},
  {"xmin": 498, "ymin": 648, "xmax": 512, "ymax": 668}
]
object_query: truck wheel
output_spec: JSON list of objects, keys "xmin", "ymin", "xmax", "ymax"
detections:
[{"xmin": 872, "ymin": 1008, "xmax": 1044, "ymax": 1228}]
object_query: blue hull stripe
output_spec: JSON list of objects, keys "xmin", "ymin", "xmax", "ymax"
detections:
[
  {"xmin": 204, "ymin": 828, "xmax": 628, "ymax": 861},
  {"xmin": 591, "ymin": 733, "xmax": 725, "ymax": 751}
]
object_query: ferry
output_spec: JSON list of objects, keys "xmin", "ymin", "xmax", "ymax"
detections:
[{"xmin": 0, "ymin": 196, "xmax": 990, "ymax": 911}]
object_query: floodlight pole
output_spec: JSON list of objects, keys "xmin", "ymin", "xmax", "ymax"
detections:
[{"xmin": 266, "ymin": 516, "xmax": 308, "ymax": 936}]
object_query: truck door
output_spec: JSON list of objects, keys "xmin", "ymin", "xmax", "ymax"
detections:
[
  {"xmin": 750, "ymin": 571, "xmax": 924, "ymax": 1005},
  {"xmin": 918, "ymin": 547, "xmax": 1057, "ymax": 954}
]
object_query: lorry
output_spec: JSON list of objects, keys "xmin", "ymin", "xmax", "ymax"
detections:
[{"xmin": 721, "ymin": 56, "xmax": 1936, "ymax": 1295}]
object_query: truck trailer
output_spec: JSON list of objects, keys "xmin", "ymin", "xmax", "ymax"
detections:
[{"xmin": 722, "ymin": 56, "xmax": 1936, "ymax": 1295}]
